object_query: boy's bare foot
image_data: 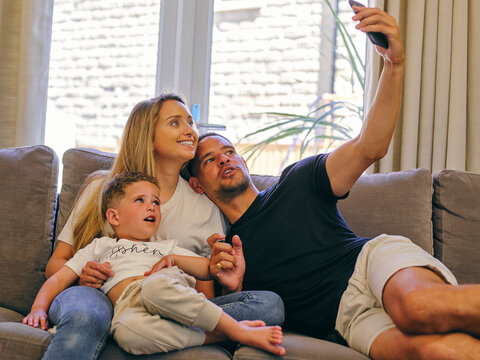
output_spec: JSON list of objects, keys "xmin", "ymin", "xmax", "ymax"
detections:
[
  {"xmin": 208, "ymin": 313, "xmax": 285, "ymax": 355},
  {"xmin": 240, "ymin": 320, "xmax": 266, "ymax": 327},
  {"xmin": 203, "ymin": 321, "xmax": 270, "ymax": 345},
  {"xmin": 232, "ymin": 321, "xmax": 286, "ymax": 356}
]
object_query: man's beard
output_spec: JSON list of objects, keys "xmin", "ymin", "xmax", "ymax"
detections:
[{"xmin": 214, "ymin": 176, "xmax": 250, "ymax": 204}]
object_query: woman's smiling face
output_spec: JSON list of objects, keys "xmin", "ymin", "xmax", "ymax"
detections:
[{"xmin": 152, "ymin": 99, "xmax": 198, "ymax": 164}]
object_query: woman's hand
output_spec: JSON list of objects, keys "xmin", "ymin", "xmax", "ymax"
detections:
[
  {"xmin": 78, "ymin": 261, "xmax": 114, "ymax": 288},
  {"xmin": 144, "ymin": 255, "xmax": 175, "ymax": 276},
  {"xmin": 352, "ymin": 6, "xmax": 405, "ymax": 66},
  {"xmin": 22, "ymin": 308, "xmax": 48, "ymax": 330},
  {"xmin": 208, "ymin": 234, "xmax": 245, "ymax": 293}
]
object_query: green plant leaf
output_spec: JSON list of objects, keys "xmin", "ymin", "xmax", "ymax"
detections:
[
  {"xmin": 241, "ymin": 0, "xmax": 365, "ymax": 167},
  {"xmin": 325, "ymin": 0, "xmax": 365, "ymax": 88}
]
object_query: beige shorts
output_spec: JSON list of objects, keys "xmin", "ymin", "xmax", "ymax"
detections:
[{"xmin": 335, "ymin": 234, "xmax": 457, "ymax": 356}]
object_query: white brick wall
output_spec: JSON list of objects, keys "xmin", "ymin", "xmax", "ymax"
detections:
[
  {"xmin": 47, "ymin": 0, "xmax": 160, "ymax": 151},
  {"xmin": 209, "ymin": 0, "xmax": 364, "ymax": 146}
]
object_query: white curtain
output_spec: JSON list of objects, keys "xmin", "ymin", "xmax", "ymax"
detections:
[
  {"xmin": 0, "ymin": 0, "xmax": 54, "ymax": 148},
  {"xmin": 365, "ymin": 0, "xmax": 480, "ymax": 174}
]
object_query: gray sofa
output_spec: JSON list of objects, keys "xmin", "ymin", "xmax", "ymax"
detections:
[{"xmin": 1, "ymin": 145, "xmax": 479, "ymax": 360}]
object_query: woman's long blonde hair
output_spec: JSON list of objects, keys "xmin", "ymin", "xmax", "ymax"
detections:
[{"xmin": 71, "ymin": 93, "xmax": 186, "ymax": 253}]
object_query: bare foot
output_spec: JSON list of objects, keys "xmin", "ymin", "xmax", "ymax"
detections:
[
  {"xmin": 240, "ymin": 320, "xmax": 266, "ymax": 327},
  {"xmin": 204, "ymin": 321, "xmax": 267, "ymax": 345},
  {"xmin": 232, "ymin": 322, "xmax": 286, "ymax": 356}
]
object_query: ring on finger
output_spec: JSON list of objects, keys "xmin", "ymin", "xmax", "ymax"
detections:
[{"xmin": 216, "ymin": 263, "xmax": 222, "ymax": 269}]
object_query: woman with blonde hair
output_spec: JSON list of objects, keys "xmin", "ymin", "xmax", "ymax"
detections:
[{"xmin": 40, "ymin": 93, "xmax": 284, "ymax": 360}]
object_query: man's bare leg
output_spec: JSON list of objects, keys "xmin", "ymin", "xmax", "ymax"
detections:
[
  {"xmin": 382, "ymin": 267, "xmax": 480, "ymax": 336},
  {"xmin": 370, "ymin": 327, "xmax": 480, "ymax": 360}
]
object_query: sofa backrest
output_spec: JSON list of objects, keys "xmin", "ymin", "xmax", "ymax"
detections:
[
  {"xmin": 55, "ymin": 148, "xmax": 115, "ymax": 242},
  {"xmin": 56, "ymin": 149, "xmax": 289, "ymax": 239},
  {"xmin": 60, "ymin": 149, "xmax": 480, "ymax": 284},
  {"xmin": 433, "ymin": 170, "xmax": 480, "ymax": 284},
  {"xmin": 57, "ymin": 149, "xmax": 435, "ymax": 255},
  {"xmin": 338, "ymin": 168, "xmax": 434, "ymax": 253},
  {"xmin": 0, "ymin": 145, "xmax": 58, "ymax": 315}
]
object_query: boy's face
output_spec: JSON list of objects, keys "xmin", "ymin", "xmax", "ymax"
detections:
[{"xmin": 108, "ymin": 181, "xmax": 161, "ymax": 242}]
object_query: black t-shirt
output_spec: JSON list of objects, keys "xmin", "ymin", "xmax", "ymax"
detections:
[{"xmin": 226, "ymin": 154, "xmax": 369, "ymax": 338}]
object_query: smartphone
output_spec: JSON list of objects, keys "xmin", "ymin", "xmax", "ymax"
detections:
[{"xmin": 348, "ymin": 0, "xmax": 389, "ymax": 49}]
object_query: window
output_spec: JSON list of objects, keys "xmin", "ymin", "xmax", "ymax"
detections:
[
  {"xmin": 45, "ymin": 0, "xmax": 161, "ymax": 159},
  {"xmin": 209, "ymin": 0, "xmax": 365, "ymax": 175},
  {"xmin": 45, "ymin": 0, "xmax": 365, "ymax": 176}
]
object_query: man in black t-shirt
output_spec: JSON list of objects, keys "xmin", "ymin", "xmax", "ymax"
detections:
[{"xmin": 187, "ymin": 6, "xmax": 480, "ymax": 360}]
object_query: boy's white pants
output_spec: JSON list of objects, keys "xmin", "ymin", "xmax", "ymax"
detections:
[{"xmin": 110, "ymin": 266, "xmax": 222, "ymax": 355}]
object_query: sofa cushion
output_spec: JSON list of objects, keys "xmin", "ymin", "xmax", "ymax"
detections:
[
  {"xmin": 251, "ymin": 174, "xmax": 279, "ymax": 191},
  {"xmin": 100, "ymin": 338, "xmax": 232, "ymax": 359},
  {"xmin": 233, "ymin": 332, "xmax": 369, "ymax": 359},
  {"xmin": 433, "ymin": 170, "xmax": 480, "ymax": 284},
  {"xmin": 0, "ymin": 308, "xmax": 24, "ymax": 322},
  {"xmin": 0, "ymin": 145, "xmax": 58, "ymax": 315},
  {"xmin": 57, "ymin": 152, "xmax": 434, "ymax": 260},
  {"xmin": 56, "ymin": 148, "xmax": 115, "ymax": 241},
  {"xmin": 338, "ymin": 168, "xmax": 434, "ymax": 253},
  {"xmin": 0, "ymin": 322, "xmax": 52, "ymax": 359}
]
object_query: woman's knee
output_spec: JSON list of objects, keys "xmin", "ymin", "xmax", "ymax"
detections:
[
  {"xmin": 50, "ymin": 286, "xmax": 113, "ymax": 330},
  {"xmin": 256, "ymin": 291, "xmax": 285, "ymax": 325}
]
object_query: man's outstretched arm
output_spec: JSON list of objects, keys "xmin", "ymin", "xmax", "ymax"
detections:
[{"xmin": 326, "ymin": 5, "xmax": 405, "ymax": 197}]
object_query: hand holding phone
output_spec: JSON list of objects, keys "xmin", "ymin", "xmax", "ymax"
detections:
[{"xmin": 349, "ymin": 0, "xmax": 389, "ymax": 49}]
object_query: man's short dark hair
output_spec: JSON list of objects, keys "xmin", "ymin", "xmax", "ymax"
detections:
[
  {"xmin": 101, "ymin": 171, "xmax": 159, "ymax": 219},
  {"xmin": 184, "ymin": 132, "xmax": 233, "ymax": 179}
]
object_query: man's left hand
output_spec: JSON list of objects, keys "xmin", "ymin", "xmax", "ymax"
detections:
[
  {"xmin": 352, "ymin": 6, "xmax": 405, "ymax": 66},
  {"xmin": 208, "ymin": 234, "xmax": 245, "ymax": 293}
]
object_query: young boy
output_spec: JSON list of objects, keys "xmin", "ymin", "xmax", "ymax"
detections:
[{"xmin": 23, "ymin": 172, "xmax": 285, "ymax": 356}]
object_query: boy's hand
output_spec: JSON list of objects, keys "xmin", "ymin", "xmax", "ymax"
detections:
[
  {"xmin": 144, "ymin": 255, "xmax": 175, "ymax": 276},
  {"xmin": 22, "ymin": 309, "xmax": 48, "ymax": 330},
  {"xmin": 78, "ymin": 261, "xmax": 114, "ymax": 288}
]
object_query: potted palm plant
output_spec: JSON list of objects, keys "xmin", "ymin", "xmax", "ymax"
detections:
[{"xmin": 240, "ymin": 0, "xmax": 365, "ymax": 167}]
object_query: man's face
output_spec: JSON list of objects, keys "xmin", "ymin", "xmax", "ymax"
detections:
[{"xmin": 191, "ymin": 135, "xmax": 251, "ymax": 203}]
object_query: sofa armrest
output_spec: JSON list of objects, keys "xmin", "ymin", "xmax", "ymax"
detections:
[
  {"xmin": 0, "ymin": 145, "xmax": 58, "ymax": 315},
  {"xmin": 433, "ymin": 170, "xmax": 480, "ymax": 283}
]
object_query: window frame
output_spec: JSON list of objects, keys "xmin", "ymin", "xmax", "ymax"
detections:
[{"xmin": 156, "ymin": 0, "xmax": 214, "ymax": 124}]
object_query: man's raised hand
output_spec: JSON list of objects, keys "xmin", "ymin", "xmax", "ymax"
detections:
[
  {"xmin": 351, "ymin": 6, "xmax": 404, "ymax": 65},
  {"xmin": 208, "ymin": 233, "xmax": 245, "ymax": 293}
]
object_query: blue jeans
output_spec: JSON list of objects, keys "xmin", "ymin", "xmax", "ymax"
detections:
[
  {"xmin": 210, "ymin": 290, "xmax": 285, "ymax": 326},
  {"xmin": 42, "ymin": 286, "xmax": 113, "ymax": 360},
  {"xmin": 43, "ymin": 286, "xmax": 282, "ymax": 360}
]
